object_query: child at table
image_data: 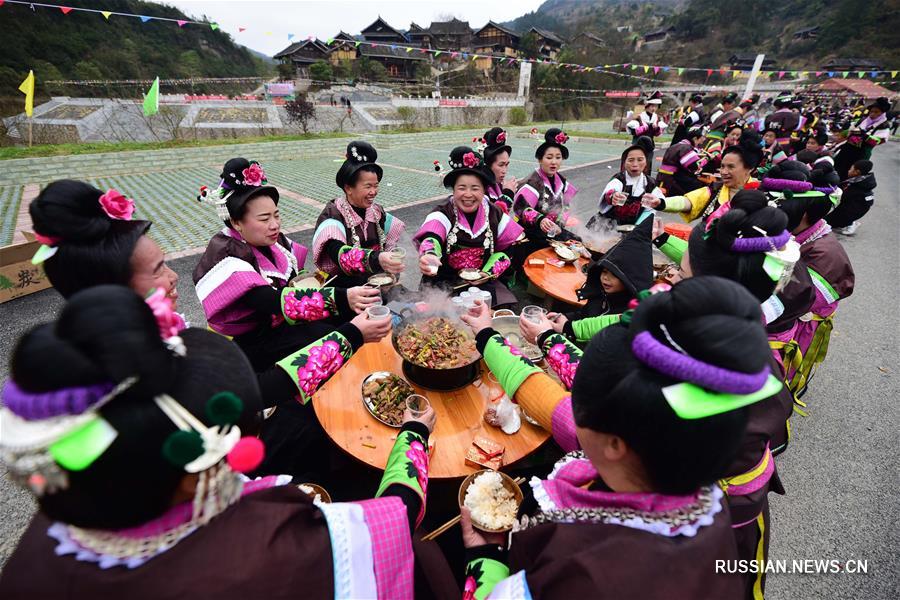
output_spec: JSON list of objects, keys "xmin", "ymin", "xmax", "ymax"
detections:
[{"xmin": 549, "ymin": 219, "xmax": 653, "ymax": 344}]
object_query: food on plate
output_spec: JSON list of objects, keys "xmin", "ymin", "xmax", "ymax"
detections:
[
  {"xmin": 362, "ymin": 373, "xmax": 414, "ymax": 426},
  {"xmin": 396, "ymin": 317, "xmax": 477, "ymax": 369},
  {"xmin": 459, "ymin": 268, "xmax": 487, "ymax": 281},
  {"xmin": 554, "ymin": 244, "xmax": 577, "ymax": 261},
  {"xmin": 463, "ymin": 471, "xmax": 519, "ymax": 531}
]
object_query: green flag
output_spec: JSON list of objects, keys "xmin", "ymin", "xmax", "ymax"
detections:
[{"xmin": 143, "ymin": 76, "xmax": 159, "ymax": 116}]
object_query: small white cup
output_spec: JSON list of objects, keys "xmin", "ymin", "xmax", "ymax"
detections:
[{"xmin": 366, "ymin": 305, "xmax": 391, "ymax": 320}]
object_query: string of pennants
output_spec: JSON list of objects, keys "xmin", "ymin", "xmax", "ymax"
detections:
[{"xmin": 4, "ymin": 0, "xmax": 899, "ymax": 79}]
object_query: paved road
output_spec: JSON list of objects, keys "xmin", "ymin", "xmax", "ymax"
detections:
[{"xmin": 1, "ymin": 144, "xmax": 897, "ymax": 598}]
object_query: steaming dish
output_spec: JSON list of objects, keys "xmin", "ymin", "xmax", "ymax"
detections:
[{"xmin": 396, "ymin": 317, "xmax": 478, "ymax": 369}]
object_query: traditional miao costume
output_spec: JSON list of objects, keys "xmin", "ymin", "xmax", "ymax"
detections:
[
  {"xmin": 481, "ymin": 127, "xmax": 516, "ymax": 214},
  {"xmin": 312, "ymin": 196, "xmax": 404, "ymax": 288},
  {"xmin": 833, "ymin": 105, "xmax": 891, "ymax": 179},
  {"xmin": 626, "ymin": 91, "xmax": 667, "ymax": 159},
  {"xmin": 312, "ymin": 141, "xmax": 405, "ymax": 289},
  {"xmin": 670, "ymin": 96, "xmax": 705, "ymax": 144},
  {"xmin": 512, "ymin": 128, "xmax": 579, "ymax": 245},
  {"xmin": 192, "ymin": 160, "xmax": 357, "ymax": 372},
  {"xmin": 764, "ymin": 99, "xmax": 801, "ymax": 150},
  {"xmin": 826, "ymin": 171, "xmax": 877, "ymax": 229},
  {"xmin": 461, "ymin": 298, "xmax": 784, "ymax": 599},
  {"xmin": 413, "ymin": 196, "xmax": 521, "ymax": 303},
  {"xmin": 658, "ymin": 138, "xmax": 706, "ymax": 196},
  {"xmin": 661, "ymin": 179, "xmax": 758, "ymax": 224},
  {"xmin": 0, "ymin": 297, "xmax": 445, "ymax": 599},
  {"xmin": 513, "ymin": 167, "xmax": 578, "ymax": 241}
]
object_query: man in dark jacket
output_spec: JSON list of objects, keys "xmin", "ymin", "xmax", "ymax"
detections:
[{"xmin": 826, "ymin": 160, "xmax": 877, "ymax": 235}]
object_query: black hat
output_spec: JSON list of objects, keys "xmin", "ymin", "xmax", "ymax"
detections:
[
  {"xmin": 690, "ymin": 93, "xmax": 704, "ymax": 104},
  {"xmin": 336, "ymin": 141, "xmax": 383, "ymax": 189},
  {"xmin": 579, "ymin": 218, "xmax": 653, "ymax": 301},
  {"xmin": 645, "ymin": 90, "xmax": 663, "ymax": 106},
  {"xmin": 214, "ymin": 158, "xmax": 279, "ymax": 222},
  {"xmin": 722, "ymin": 92, "xmax": 739, "ymax": 105},
  {"xmin": 535, "ymin": 128, "xmax": 570, "ymax": 160},
  {"xmin": 482, "ymin": 127, "xmax": 512, "ymax": 164},
  {"xmin": 443, "ymin": 146, "xmax": 494, "ymax": 189},
  {"xmin": 867, "ymin": 97, "xmax": 891, "ymax": 114},
  {"xmin": 773, "ymin": 93, "xmax": 794, "ymax": 108}
]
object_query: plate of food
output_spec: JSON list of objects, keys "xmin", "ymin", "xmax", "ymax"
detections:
[
  {"xmin": 458, "ymin": 470, "xmax": 523, "ymax": 533},
  {"xmin": 552, "ymin": 243, "xmax": 578, "ymax": 263},
  {"xmin": 458, "ymin": 268, "xmax": 491, "ymax": 283},
  {"xmin": 361, "ymin": 371, "xmax": 415, "ymax": 428},
  {"xmin": 367, "ymin": 272, "xmax": 397, "ymax": 289}
]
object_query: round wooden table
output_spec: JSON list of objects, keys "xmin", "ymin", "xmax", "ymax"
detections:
[
  {"xmin": 523, "ymin": 247, "xmax": 590, "ymax": 307},
  {"xmin": 312, "ymin": 336, "xmax": 551, "ymax": 479}
]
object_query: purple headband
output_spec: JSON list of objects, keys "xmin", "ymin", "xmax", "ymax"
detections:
[
  {"xmin": 761, "ymin": 178, "xmax": 812, "ymax": 193},
  {"xmin": 2, "ymin": 380, "xmax": 115, "ymax": 421},
  {"xmin": 632, "ymin": 331, "xmax": 769, "ymax": 394},
  {"xmin": 730, "ymin": 229, "xmax": 790, "ymax": 253},
  {"xmin": 812, "ymin": 186, "xmax": 836, "ymax": 194}
]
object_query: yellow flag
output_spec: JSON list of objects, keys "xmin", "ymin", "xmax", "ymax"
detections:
[
  {"xmin": 19, "ymin": 70, "xmax": 34, "ymax": 117},
  {"xmin": 101, "ymin": 11, "xmax": 112, "ymax": 19}
]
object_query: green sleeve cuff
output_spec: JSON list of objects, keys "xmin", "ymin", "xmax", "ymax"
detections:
[
  {"xmin": 482, "ymin": 251, "xmax": 512, "ymax": 276},
  {"xmin": 280, "ymin": 286, "xmax": 339, "ymax": 325},
  {"xmin": 662, "ymin": 195, "xmax": 692, "ymax": 212},
  {"xmin": 540, "ymin": 333, "xmax": 582, "ymax": 391},
  {"xmin": 274, "ymin": 331, "xmax": 354, "ymax": 404},
  {"xmin": 376, "ymin": 428, "xmax": 429, "ymax": 525},
  {"xmin": 483, "ymin": 334, "xmax": 542, "ymax": 399},
  {"xmin": 658, "ymin": 234, "xmax": 687, "ymax": 264},
  {"xmin": 570, "ymin": 314, "xmax": 621, "ymax": 343},
  {"xmin": 420, "ymin": 235, "xmax": 443, "ymax": 257},
  {"xmin": 465, "ymin": 557, "xmax": 511, "ymax": 600}
]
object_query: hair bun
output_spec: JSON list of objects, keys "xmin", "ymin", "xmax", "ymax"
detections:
[
  {"xmin": 30, "ymin": 180, "xmax": 112, "ymax": 242},
  {"xmin": 12, "ymin": 286, "xmax": 175, "ymax": 397},
  {"xmin": 629, "ymin": 276, "xmax": 769, "ymax": 373}
]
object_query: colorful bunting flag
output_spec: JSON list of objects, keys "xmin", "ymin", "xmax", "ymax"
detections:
[
  {"xmin": 143, "ymin": 76, "xmax": 159, "ymax": 117},
  {"xmin": 643, "ymin": 65, "xmax": 649, "ymax": 73},
  {"xmin": 815, "ymin": 71, "xmax": 822, "ymax": 77},
  {"xmin": 177, "ymin": 20, "xmax": 187, "ymax": 27},
  {"xmin": 857, "ymin": 71, "xmax": 865, "ymax": 78},
  {"xmin": 777, "ymin": 71, "xmax": 785, "ymax": 79},
  {"xmin": 238, "ymin": 26, "xmax": 246, "ymax": 32},
  {"xmin": 841, "ymin": 71, "xmax": 849, "ymax": 78},
  {"xmin": 60, "ymin": 6, "xmax": 72, "ymax": 14},
  {"xmin": 288, "ymin": 33, "xmax": 294, "ymax": 41},
  {"xmin": 210, "ymin": 23, "xmax": 219, "ymax": 30},
  {"xmin": 732, "ymin": 70, "xmax": 739, "ymax": 78},
  {"xmin": 18, "ymin": 70, "xmax": 34, "ymax": 117},
  {"xmin": 101, "ymin": 11, "xmax": 111, "ymax": 19},
  {"xmin": 140, "ymin": 16, "xmax": 151, "ymax": 23},
  {"xmin": 892, "ymin": 71, "xmax": 898, "ymax": 78},
  {"xmin": 677, "ymin": 68, "xmax": 684, "ymax": 75},
  {"xmin": 706, "ymin": 69, "xmax": 713, "ymax": 76},
  {"xmin": 827, "ymin": 71, "xmax": 835, "ymax": 77}
]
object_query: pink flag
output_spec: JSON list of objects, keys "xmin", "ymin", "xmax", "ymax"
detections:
[
  {"xmin": 777, "ymin": 71, "xmax": 785, "ymax": 79},
  {"xmin": 60, "ymin": 6, "xmax": 73, "ymax": 14},
  {"xmin": 177, "ymin": 20, "xmax": 187, "ymax": 27},
  {"xmin": 653, "ymin": 66, "xmax": 660, "ymax": 74}
]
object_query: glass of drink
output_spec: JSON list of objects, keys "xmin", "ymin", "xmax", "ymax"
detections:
[
  {"xmin": 405, "ymin": 394, "xmax": 431, "ymax": 418},
  {"xmin": 365, "ymin": 305, "xmax": 391, "ymax": 320},
  {"xmin": 522, "ymin": 305, "xmax": 547, "ymax": 324}
]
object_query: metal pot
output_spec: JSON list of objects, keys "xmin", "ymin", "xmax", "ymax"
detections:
[
  {"xmin": 490, "ymin": 309, "xmax": 545, "ymax": 364},
  {"xmin": 391, "ymin": 306, "xmax": 481, "ymax": 391}
]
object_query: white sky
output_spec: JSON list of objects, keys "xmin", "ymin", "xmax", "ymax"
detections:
[{"xmin": 156, "ymin": 0, "xmax": 545, "ymax": 56}]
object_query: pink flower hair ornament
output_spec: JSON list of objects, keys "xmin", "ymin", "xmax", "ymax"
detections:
[
  {"xmin": 554, "ymin": 132, "xmax": 569, "ymax": 145},
  {"xmin": 462, "ymin": 152, "xmax": 480, "ymax": 168},
  {"xmin": 496, "ymin": 131, "xmax": 507, "ymax": 144},
  {"xmin": 241, "ymin": 162, "xmax": 266, "ymax": 187},
  {"xmin": 98, "ymin": 189, "xmax": 135, "ymax": 221}
]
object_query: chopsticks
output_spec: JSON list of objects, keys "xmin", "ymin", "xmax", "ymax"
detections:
[{"xmin": 420, "ymin": 476, "xmax": 526, "ymax": 542}]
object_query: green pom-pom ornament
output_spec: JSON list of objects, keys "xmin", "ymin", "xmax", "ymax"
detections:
[
  {"xmin": 206, "ymin": 391, "xmax": 243, "ymax": 427},
  {"xmin": 162, "ymin": 430, "xmax": 204, "ymax": 467}
]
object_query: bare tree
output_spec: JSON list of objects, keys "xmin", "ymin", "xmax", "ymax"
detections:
[{"xmin": 284, "ymin": 96, "xmax": 317, "ymax": 134}]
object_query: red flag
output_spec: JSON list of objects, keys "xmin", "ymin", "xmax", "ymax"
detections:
[
  {"xmin": 706, "ymin": 69, "xmax": 713, "ymax": 76},
  {"xmin": 239, "ymin": 27, "xmax": 246, "ymax": 32},
  {"xmin": 60, "ymin": 6, "xmax": 73, "ymax": 14}
]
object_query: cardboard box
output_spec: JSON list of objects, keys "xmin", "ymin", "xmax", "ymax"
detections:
[{"xmin": 0, "ymin": 232, "xmax": 53, "ymax": 303}]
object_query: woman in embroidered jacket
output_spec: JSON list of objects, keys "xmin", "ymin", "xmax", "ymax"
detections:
[
  {"xmin": 663, "ymin": 130, "xmax": 764, "ymax": 224},
  {"xmin": 512, "ymin": 128, "xmax": 579, "ymax": 246},
  {"xmin": 480, "ymin": 127, "xmax": 518, "ymax": 214},
  {"xmin": 767, "ymin": 166, "xmax": 854, "ymax": 398},
  {"xmin": 657, "ymin": 127, "xmax": 707, "ymax": 197},
  {"xmin": 193, "ymin": 158, "xmax": 381, "ymax": 372},
  {"xmin": 458, "ymin": 277, "xmax": 782, "ymax": 599},
  {"xmin": 625, "ymin": 91, "xmax": 667, "ymax": 160},
  {"xmin": 597, "ymin": 144, "xmax": 665, "ymax": 227},
  {"xmin": 414, "ymin": 146, "xmax": 523, "ymax": 304},
  {"xmin": 313, "ymin": 141, "xmax": 406, "ymax": 289},
  {"xmin": 27, "ymin": 178, "xmax": 393, "ymax": 482},
  {"xmin": 833, "ymin": 97, "xmax": 892, "ymax": 179},
  {"xmin": 0, "ymin": 286, "xmax": 444, "ymax": 600}
]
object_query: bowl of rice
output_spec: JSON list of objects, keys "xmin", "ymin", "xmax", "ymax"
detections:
[{"xmin": 458, "ymin": 470, "xmax": 523, "ymax": 533}]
